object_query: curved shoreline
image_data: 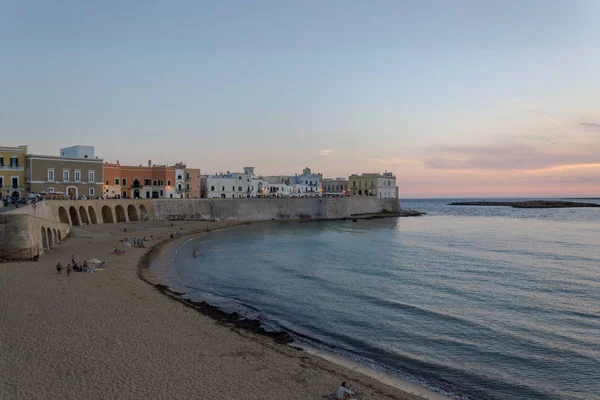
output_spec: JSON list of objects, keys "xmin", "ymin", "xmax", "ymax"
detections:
[{"xmin": 138, "ymin": 220, "xmax": 449, "ymax": 400}]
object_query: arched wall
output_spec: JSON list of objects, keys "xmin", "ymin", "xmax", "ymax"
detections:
[
  {"xmin": 69, "ymin": 207, "xmax": 80, "ymax": 226},
  {"xmin": 115, "ymin": 205, "xmax": 126, "ymax": 223},
  {"xmin": 88, "ymin": 206, "xmax": 98, "ymax": 224},
  {"xmin": 79, "ymin": 206, "xmax": 90, "ymax": 225},
  {"xmin": 101, "ymin": 206, "xmax": 114, "ymax": 223},
  {"xmin": 58, "ymin": 207, "xmax": 70, "ymax": 225},
  {"xmin": 127, "ymin": 205, "xmax": 138, "ymax": 221}
]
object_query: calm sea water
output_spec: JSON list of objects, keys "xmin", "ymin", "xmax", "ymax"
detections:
[{"xmin": 151, "ymin": 199, "xmax": 600, "ymax": 400}]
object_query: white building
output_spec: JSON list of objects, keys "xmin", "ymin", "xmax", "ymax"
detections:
[
  {"xmin": 174, "ymin": 163, "xmax": 186, "ymax": 199},
  {"xmin": 205, "ymin": 167, "xmax": 254, "ymax": 198},
  {"xmin": 60, "ymin": 145, "xmax": 95, "ymax": 159},
  {"xmin": 289, "ymin": 167, "xmax": 322, "ymax": 196}
]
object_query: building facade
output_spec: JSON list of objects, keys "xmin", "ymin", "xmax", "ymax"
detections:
[
  {"xmin": 0, "ymin": 145, "xmax": 28, "ymax": 198},
  {"xmin": 205, "ymin": 167, "xmax": 254, "ymax": 198},
  {"xmin": 103, "ymin": 161, "xmax": 176, "ymax": 199},
  {"xmin": 322, "ymin": 178, "xmax": 349, "ymax": 196},
  {"xmin": 184, "ymin": 168, "xmax": 201, "ymax": 198},
  {"xmin": 349, "ymin": 172, "xmax": 397, "ymax": 199},
  {"xmin": 288, "ymin": 167, "xmax": 322, "ymax": 196},
  {"xmin": 26, "ymin": 154, "xmax": 103, "ymax": 199}
]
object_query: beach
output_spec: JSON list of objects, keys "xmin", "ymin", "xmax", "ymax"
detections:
[{"xmin": 0, "ymin": 220, "xmax": 439, "ymax": 400}]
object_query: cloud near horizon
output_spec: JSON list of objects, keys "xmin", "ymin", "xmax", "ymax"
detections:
[
  {"xmin": 317, "ymin": 149, "xmax": 334, "ymax": 156},
  {"xmin": 581, "ymin": 122, "xmax": 600, "ymax": 129},
  {"xmin": 426, "ymin": 143, "xmax": 600, "ymax": 171}
]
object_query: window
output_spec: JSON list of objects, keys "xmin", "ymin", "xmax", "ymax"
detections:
[
  {"xmin": 177, "ymin": 175, "xmax": 182, "ymax": 180},
  {"xmin": 186, "ymin": 173, "xmax": 190, "ymax": 179},
  {"xmin": 238, "ymin": 176, "xmax": 242, "ymax": 180},
  {"xmin": 159, "ymin": 180, "xmax": 164, "ymax": 186},
  {"xmin": 371, "ymin": 180, "xmax": 374, "ymax": 187},
  {"xmin": 0, "ymin": 156, "xmax": 3, "ymax": 166},
  {"xmin": 222, "ymin": 186, "xmax": 225, "ymax": 191},
  {"xmin": 352, "ymin": 181, "xmax": 356, "ymax": 187},
  {"xmin": 0, "ymin": 177, "xmax": 3, "ymax": 187},
  {"xmin": 10, "ymin": 156, "xmax": 18, "ymax": 167},
  {"xmin": 63, "ymin": 170, "xmax": 70, "ymax": 182},
  {"xmin": 48, "ymin": 169, "xmax": 55, "ymax": 182},
  {"xmin": 105, "ymin": 180, "xmax": 108, "ymax": 185},
  {"xmin": 186, "ymin": 183, "xmax": 190, "ymax": 190},
  {"xmin": 359, "ymin": 181, "xmax": 362, "ymax": 188},
  {"xmin": 178, "ymin": 184, "xmax": 182, "ymax": 190},
  {"xmin": 122, "ymin": 178, "xmax": 127, "ymax": 186},
  {"xmin": 160, "ymin": 190, "xmax": 163, "ymax": 196},
  {"xmin": 115, "ymin": 178, "xmax": 120, "ymax": 185},
  {"xmin": 144, "ymin": 179, "xmax": 151, "ymax": 186},
  {"xmin": 167, "ymin": 180, "xmax": 171, "ymax": 186},
  {"xmin": 247, "ymin": 178, "xmax": 249, "ymax": 182},
  {"xmin": 238, "ymin": 186, "xmax": 242, "ymax": 191},
  {"xmin": 89, "ymin": 171, "xmax": 95, "ymax": 183},
  {"xmin": 89, "ymin": 188, "xmax": 95, "ymax": 196},
  {"xmin": 12, "ymin": 177, "xmax": 18, "ymax": 188},
  {"xmin": 153, "ymin": 180, "xmax": 157, "ymax": 186},
  {"xmin": 210, "ymin": 186, "xmax": 215, "ymax": 191},
  {"xmin": 74, "ymin": 170, "xmax": 81, "ymax": 182},
  {"xmin": 232, "ymin": 186, "xmax": 235, "ymax": 191}
]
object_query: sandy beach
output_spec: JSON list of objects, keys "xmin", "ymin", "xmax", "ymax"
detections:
[{"xmin": 0, "ymin": 220, "xmax": 443, "ymax": 400}]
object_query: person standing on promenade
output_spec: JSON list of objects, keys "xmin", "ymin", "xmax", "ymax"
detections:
[
  {"xmin": 56, "ymin": 262, "xmax": 63, "ymax": 274},
  {"xmin": 66, "ymin": 264, "xmax": 71, "ymax": 276}
]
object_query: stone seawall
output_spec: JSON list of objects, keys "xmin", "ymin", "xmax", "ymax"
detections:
[{"xmin": 2, "ymin": 197, "xmax": 399, "ymax": 260}]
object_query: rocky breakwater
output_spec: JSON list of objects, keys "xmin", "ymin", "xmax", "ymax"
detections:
[{"xmin": 449, "ymin": 200, "xmax": 600, "ymax": 208}]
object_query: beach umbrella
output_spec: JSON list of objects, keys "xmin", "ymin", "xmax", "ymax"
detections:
[{"xmin": 87, "ymin": 258, "xmax": 103, "ymax": 266}]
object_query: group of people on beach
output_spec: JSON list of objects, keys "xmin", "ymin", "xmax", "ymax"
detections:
[{"xmin": 55, "ymin": 255, "xmax": 97, "ymax": 275}]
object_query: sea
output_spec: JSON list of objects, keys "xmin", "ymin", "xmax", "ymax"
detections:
[{"xmin": 150, "ymin": 199, "xmax": 600, "ymax": 400}]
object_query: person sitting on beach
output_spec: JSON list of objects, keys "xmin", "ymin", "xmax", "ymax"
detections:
[
  {"xmin": 71, "ymin": 255, "xmax": 76, "ymax": 265},
  {"xmin": 67, "ymin": 264, "xmax": 72, "ymax": 276},
  {"xmin": 337, "ymin": 382, "xmax": 356, "ymax": 400},
  {"xmin": 82, "ymin": 261, "xmax": 89, "ymax": 271},
  {"xmin": 56, "ymin": 262, "xmax": 63, "ymax": 274}
]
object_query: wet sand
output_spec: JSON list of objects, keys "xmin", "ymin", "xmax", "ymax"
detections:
[{"xmin": 0, "ymin": 220, "xmax": 442, "ymax": 400}]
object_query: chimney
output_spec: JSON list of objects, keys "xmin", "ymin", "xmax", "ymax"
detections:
[{"xmin": 148, "ymin": 160, "xmax": 152, "ymax": 167}]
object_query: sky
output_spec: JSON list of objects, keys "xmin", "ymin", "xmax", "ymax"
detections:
[{"xmin": 1, "ymin": 1, "xmax": 599, "ymax": 198}]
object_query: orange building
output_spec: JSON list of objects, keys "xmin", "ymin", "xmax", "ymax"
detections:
[{"xmin": 103, "ymin": 161, "xmax": 176, "ymax": 199}]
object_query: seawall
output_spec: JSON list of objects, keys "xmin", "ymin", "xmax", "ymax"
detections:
[{"xmin": 2, "ymin": 197, "xmax": 399, "ymax": 260}]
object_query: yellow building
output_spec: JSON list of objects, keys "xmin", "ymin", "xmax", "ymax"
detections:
[
  {"xmin": 0, "ymin": 145, "xmax": 28, "ymax": 198},
  {"xmin": 349, "ymin": 172, "xmax": 397, "ymax": 199}
]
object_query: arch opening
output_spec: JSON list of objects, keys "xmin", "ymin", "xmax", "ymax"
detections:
[
  {"xmin": 53, "ymin": 228, "xmax": 58, "ymax": 243},
  {"xmin": 69, "ymin": 207, "xmax": 80, "ymax": 226},
  {"xmin": 127, "ymin": 204, "xmax": 138, "ymax": 221},
  {"xmin": 58, "ymin": 230, "xmax": 63, "ymax": 242},
  {"xmin": 88, "ymin": 206, "xmax": 98, "ymax": 224},
  {"xmin": 139, "ymin": 204, "xmax": 148, "ymax": 220},
  {"xmin": 58, "ymin": 207, "xmax": 70, "ymax": 225},
  {"xmin": 41, "ymin": 227, "xmax": 48, "ymax": 250},
  {"xmin": 115, "ymin": 205, "xmax": 126, "ymax": 223},
  {"xmin": 101, "ymin": 206, "xmax": 114, "ymax": 223},
  {"xmin": 79, "ymin": 206, "xmax": 90, "ymax": 225},
  {"xmin": 47, "ymin": 227, "xmax": 53, "ymax": 248}
]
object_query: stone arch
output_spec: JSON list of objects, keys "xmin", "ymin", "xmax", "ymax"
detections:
[
  {"xmin": 69, "ymin": 206, "xmax": 80, "ymax": 226},
  {"xmin": 127, "ymin": 204, "xmax": 138, "ymax": 221},
  {"xmin": 58, "ymin": 206, "xmax": 70, "ymax": 225},
  {"xmin": 88, "ymin": 206, "xmax": 98, "ymax": 224},
  {"xmin": 115, "ymin": 205, "xmax": 126, "ymax": 223},
  {"xmin": 47, "ymin": 227, "xmax": 53, "ymax": 248},
  {"xmin": 79, "ymin": 206, "xmax": 90, "ymax": 225},
  {"xmin": 139, "ymin": 204, "xmax": 148, "ymax": 221},
  {"xmin": 53, "ymin": 228, "xmax": 58, "ymax": 243},
  {"xmin": 41, "ymin": 227, "xmax": 48, "ymax": 250},
  {"xmin": 101, "ymin": 206, "xmax": 114, "ymax": 223},
  {"xmin": 58, "ymin": 230, "xmax": 63, "ymax": 242}
]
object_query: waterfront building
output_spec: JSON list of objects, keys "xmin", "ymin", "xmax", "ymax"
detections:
[
  {"xmin": 322, "ymin": 178, "xmax": 349, "ymax": 196},
  {"xmin": 205, "ymin": 167, "xmax": 254, "ymax": 198},
  {"xmin": 185, "ymin": 168, "xmax": 201, "ymax": 198},
  {"xmin": 0, "ymin": 145, "xmax": 28, "ymax": 198},
  {"xmin": 348, "ymin": 172, "xmax": 398, "ymax": 198},
  {"xmin": 174, "ymin": 163, "xmax": 186, "ymax": 198},
  {"xmin": 26, "ymin": 153, "xmax": 103, "ymax": 199},
  {"xmin": 288, "ymin": 167, "xmax": 322, "ymax": 196},
  {"xmin": 60, "ymin": 145, "xmax": 95, "ymax": 159},
  {"xmin": 103, "ymin": 161, "xmax": 176, "ymax": 199}
]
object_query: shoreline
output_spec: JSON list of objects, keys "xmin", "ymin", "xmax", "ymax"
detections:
[
  {"xmin": 0, "ymin": 218, "xmax": 440, "ymax": 400},
  {"xmin": 140, "ymin": 219, "xmax": 449, "ymax": 400}
]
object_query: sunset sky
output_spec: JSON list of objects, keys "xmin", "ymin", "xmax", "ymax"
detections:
[{"xmin": 1, "ymin": 1, "xmax": 598, "ymax": 198}]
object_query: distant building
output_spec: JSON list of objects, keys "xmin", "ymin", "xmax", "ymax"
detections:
[
  {"xmin": 174, "ymin": 163, "xmax": 186, "ymax": 198},
  {"xmin": 205, "ymin": 167, "xmax": 254, "ymax": 198},
  {"xmin": 60, "ymin": 145, "xmax": 95, "ymax": 159},
  {"xmin": 185, "ymin": 168, "xmax": 201, "ymax": 198},
  {"xmin": 0, "ymin": 145, "xmax": 28, "ymax": 198},
  {"xmin": 349, "ymin": 172, "xmax": 397, "ymax": 199},
  {"xmin": 322, "ymin": 178, "xmax": 349, "ymax": 196},
  {"xmin": 26, "ymin": 153, "xmax": 103, "ymax": 199},
  {"xmin": 103, "ymin": 160, "xmax": 176, "ymax": 199},
  {"xmin": 288, "ymin": 167, "xmax": 322, "ymax": 195}
]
